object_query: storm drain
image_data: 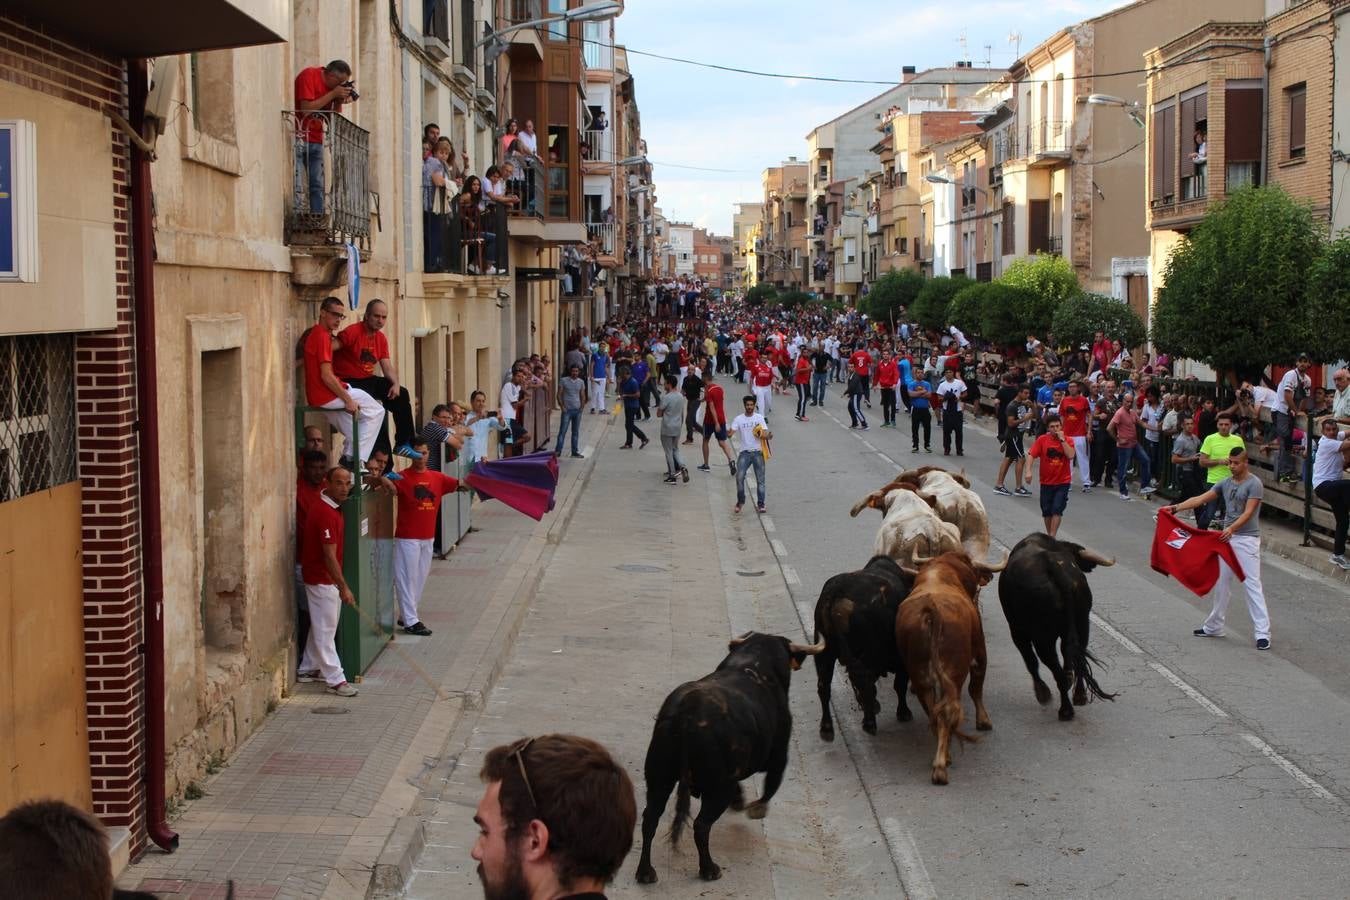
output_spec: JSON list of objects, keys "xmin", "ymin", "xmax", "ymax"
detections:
[
  {"xmin": 311, "ymin": 706, "xmax": 351, "ymax": 715},
  {"xmin": 736, "ymin": 570, "xmax": 766, "ymax": 577},
  {"xmin": 614, "ymin": 564, "xmax": 666, "ymax": 573}
]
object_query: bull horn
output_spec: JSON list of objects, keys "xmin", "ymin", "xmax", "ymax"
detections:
[
  {"xmin": 1077, "ymin": 547, "xmax": 1116, "ymax": 567},
  {"xmin": 789, "ymin": 638, "xmax": 827, "ymax": 655},
  {"xmin": 911, "ymin": 551, "xmax": 934, "ymax": 566},
  {"xmin": 899, "ymin": 565, "xmax": 919, "ymax": 579},
  {"xmin": 729, "ymin": 631, "xmax": 753, "ymax": 647},
  {"xmin": 979, "ymin": 552, "xmax": 1010, "ymax": 573}
]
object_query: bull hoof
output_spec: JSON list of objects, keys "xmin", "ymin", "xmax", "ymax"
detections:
[
  {"xmin": 931, "ymin": 767, "xmax": 949, "ymax": 785},
  {"xmin": 699, "ymin": 863, "xmax": 723, "ymax": 881},
  {"xmin": 745, "ymin": 800, "xmax": 769, "ymax": 820},
  {"xmin": 897, "ymin": 706, "xmax": 914, "ymax": 723},
  {"xmin": 976, "ymin": 719, "xmax": 993, "ymax": 732},
  {"xmin": 636, "ymin": 866, "xmax": 658, "ymax": 885},
  {"xmin": 862, "ymin": 717, "xmax": 878, "ymax": 735},
  {"xmin": 1072, "ymin": 688, "xmax": 1088, "ymax": 707},
  {"xmin": 819, "ymin": 725, "xmax": 835, "ymax": 742},
  {"xmin": 1034, "ymin": 682, "xmax": 1052, "ymax": 705},
  {"xmin": 1058, "ymin": 706, "xmax": 1075, "ymax": 721}
]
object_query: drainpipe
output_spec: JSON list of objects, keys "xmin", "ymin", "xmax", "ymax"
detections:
[
  {"xmin": 1260, "ymin": 36, "xmax": 1273, "ymax": 188},
  {"xmin": 128, "ymin": 57, "xmax": 178, "ymax": 853}
]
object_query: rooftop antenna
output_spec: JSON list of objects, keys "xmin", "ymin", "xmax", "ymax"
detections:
[
  {"xmin": 982, "ymin": 44, "xmax": 993, "ymax": 67},
  {"xmin": 957, "ymin": 28, "xmax": 969, "ymax": 65},
  {"xmin": 1008, "ymin": 31, "xmax": 1022, "ymax": 59}
]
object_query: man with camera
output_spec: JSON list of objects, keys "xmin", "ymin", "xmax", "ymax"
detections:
[{"xmin": 294, "ymin": 59, "xmax": 358, "ymax": 215}]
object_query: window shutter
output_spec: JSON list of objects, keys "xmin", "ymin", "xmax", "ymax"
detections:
[
  {"xmin": 1151, "ymin": 108, "xmax": 1168, "ymax": 200},
  {"xmin": 1002, "ymin": 203, "xmax": 1014, "ymax": 255},
  {"xmin": 1225, "ymin": 87, "xmax": 1263, "ymax": 163},
  {"xmin": 1028, "ymin": 200, "xmax": 1050, "ymax": 254},
  {"xmin": 1179, "ymin": 97, "xmax": 1196, "ymax": 179},
  {"xmin": 1288, "ymin": 84, "xmax": 1306, "ymax": 158}
]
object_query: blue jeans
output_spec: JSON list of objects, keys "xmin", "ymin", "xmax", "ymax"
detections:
[
  {"xmin": 555, "ymin": 407, "xmax": 581, "ymax": 454},
  {"xmin": 1116, "ymin": 444, "xmax": 1151, "ymax": 495},
  {"xmin": 736, "ymin": 450, "xmax": 766, "ymax": 507},
  {"xmin": 294, "ymin": 139, "xmax": 325, "ymax": 214},
  {"xmin": 811, "ymin": 372, "xmax": 827, "ymax": 405}
]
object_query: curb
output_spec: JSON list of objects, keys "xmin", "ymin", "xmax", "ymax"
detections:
[
  {"xmin": 1264, "ymin": 533, "xmax": 1350, "ymax": 585},
  {"xmin": 361, "ymin": 412, "xmax": 616, "ymax": 899}
]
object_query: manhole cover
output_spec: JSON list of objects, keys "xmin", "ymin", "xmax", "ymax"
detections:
[
  {"xmin": 614, "ymin": 564, "xmax": 665, "ymax": 573},
  {"xmin": 737, "ymin": 570, "xmax": 766, "ymax": 577},
  {"xmin": 311, "ymin": 706, "xmax": 351, "ymax": 715}
]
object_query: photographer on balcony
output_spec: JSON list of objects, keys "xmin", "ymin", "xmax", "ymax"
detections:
[{"xmin": 294, "ymin": 59, "xmax": 357, "ymax": 216}]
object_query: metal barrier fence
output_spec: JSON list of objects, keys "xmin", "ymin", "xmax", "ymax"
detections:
[
  {"xmin": 433, "ymin": 442, "xmax": 472, "ymax": 559},
  {"xmin": 524, "ymin": 385, "xmax": 553, "ymax": 452}
]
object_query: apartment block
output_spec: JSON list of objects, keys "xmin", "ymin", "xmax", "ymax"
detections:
[{"xmin": 759, "ymin": 159, "xmax": 810, "ymax": 290}]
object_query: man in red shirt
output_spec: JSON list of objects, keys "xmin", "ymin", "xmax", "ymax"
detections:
[
  {"xmin": 295, "ymin": 448, "xmax": 328, "ymax": 662},
  {"xmin": 385, "ymin": 435, "xmax": 462, "ymax": 636},
  {"xmin": 699, "ymin": 367, "xmax": 735, "ymax": 475},
  {"xmin": 1026, "ymin": 414, "xmax": 1075, "ymax": 538},
  {"xmin": 333, "ymin": 299, "xmax": 419, "ymax": 460},
  {"xmin": 875, "ymin": 348, "xmax": 900, "ymax": 427},
  {"xmin": 294, "ymin": 60, "xmax": 355, "ymax": 215},
  {"xmin": 792, "ymin": 350, "xmax": 813, "ymax": 421},
  {"xmin": 1059, "ymin": 379, "xmax": 1093, "ymax": 492},
  {"xmin": 298, "ymin": 467, "xmax": 359, "ymax": 697},
  {"xmin": 751, "ymin": 358, "xmax": 775, "ymax": 419},
  {"xmin": 1090, "ymin": 330, "xmax": 1113, "ymax": 375},
  {"xmin": 304, "ymin": 296, "xmax": 386, "ymax": 468},
  {"xmin": 849, "ymin": 343, "xmax": 873, "ymax": 408}
]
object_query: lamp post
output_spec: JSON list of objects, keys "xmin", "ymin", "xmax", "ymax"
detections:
[
  {"xmin": 480, "ymin": 0, "xmax": 621, "ymax": 50},
  {"xmin": 1087, "ymin": 93, "xmax": 1146, "ymax": 129}
]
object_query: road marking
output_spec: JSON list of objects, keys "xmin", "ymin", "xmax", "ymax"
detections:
[
  {"xmin": 1147, "ymin": 662, "xmax": 1228, "ymax": 718},
  {"xmin": 761, "ymin": 515, "xmax": 776, "ymax": 532},
  {"xmin": 1239, "ymin": 733, "xmax": 1339, "ymax": 803},
  {"xmin": 770, "ymin": 538, "xmax": 789, "ymax": 558},
  {"xmin": 1089, "ymin": 613, "xmax": 1142, "ymax": 654},
  {"xmin": 881, "ymin": 817, "xmax": 938, "ymax": 900},
  {"xmin": 861, "ymin": 440, "xmax": 877, "ymax": 451},
  {"xmin": 782, "ymin": 565, "xmax": 800, "ymax": 585},
  {"xmin": 877, "ymin": 452, "xmax": 897, "ymax": 467},
  {"xmin": 581, "ymin": 444, "xmax": 595, "ymax": 458}
]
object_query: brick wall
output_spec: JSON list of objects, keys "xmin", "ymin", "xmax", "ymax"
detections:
[
  {"xmin": 1266, "ymin": 1, "xmax": 1335, "ymax": 216},
  {"xmin": 0, "ymin": 17, "xmax": 144, "ymax": 853}
]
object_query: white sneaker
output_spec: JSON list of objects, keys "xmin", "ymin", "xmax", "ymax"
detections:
[
  {"xmin": 327, "ymin": 681, "xmax": 358, "ymax": 697},
  {"xmin": 1141, "ymin": 485, "xmax": 1156, "ymax": 495},
  {"xmin": 1119, "ymin": 493, "xmax": 1132, "ymax": 501},
  {"xmin": 296, "ymin": 671, "xmax": 320, "ymax": 683},
  {"xmin": 467, "ymin": 263, "xmax": 481, "ymax": 274},
  {"xmin": 1331, "ymin": 554, "xmax": 1350, "ymax": 570}
]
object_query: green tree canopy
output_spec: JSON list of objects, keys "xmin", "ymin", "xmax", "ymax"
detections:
[
  {"xmin": 1152, "ymin": 185, "xmax": 1321, "ymax": 375},
  {"xmin": 860, "ymin": 269, "xmax": 925, "ymax": 323},
  {"xmin": 912, "ymin": 275, "xmax": 974, "ymax": 331},
  {"xmin": 1050, "ymin": 292, "xmax": 1147, "ymax": 350},
  {"xmin": 775, "ymin": 289, "xmax": 813, "ymax": 309},
  {"xmin": 974, "ymin": 283, "xmax": 1041, "ymax": 347},
  {"xmin": 1305, "ymin": 235, "xmax": 1350, "ymax": 364},
  {"xmin": 947, "ymin": 283, "xmax": 987, "ymax": 337},
  {"xmin": 745, "ymin": 283, "xmax": 778, "ymax": 308},
  {"xmin": 997, "ymin": 253, "xmax": 1079, "ymax": 338}
]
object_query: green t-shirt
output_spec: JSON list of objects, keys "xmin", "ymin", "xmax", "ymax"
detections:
[{"xmin": 1198, "ymin": 432, "xmax": 1246, "ymax": 483}]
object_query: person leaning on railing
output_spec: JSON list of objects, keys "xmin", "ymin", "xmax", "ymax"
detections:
[
  {"xmin": 458, "ymin": 176, "xmax": 499, "ymax": 275},
  {"xmin": 293, "ymin": 59, "xmax": 356, "ymax": 215},
  {"xmin": 422, "ymin": 137, "xmax": 457, "ymax": 272}
]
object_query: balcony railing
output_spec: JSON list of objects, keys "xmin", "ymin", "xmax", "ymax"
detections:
[
  {"xmin": 423, "ymin": 0, "xmax": 449, "ymax": 46},
  {"xmin": 422, "ymin": 186, "xmax": 510, "ymax": 275},
  {"xmin": 1048, "ymin": 234, "xmax": 1063, "ymax": 257},
  {"xmin": 284, "ymin": 110, "xmax": 371, "ymax": 247},
  {"xmin": 586, "ymin": 221, "xmax": 616, "ymax": 256},
  {"xmin": 1020, "ymin": 119, "xmax": 1069, "ymax": 157},
  {"xmin": 581, "ymin": 128, "xmax": 609, "ymax": 163},
  {"xmin": 509, "ymin": 0, "xmax": 541, "ymax": 23},
  {"xmin": 1180, "ymin": 163, "xmax": 1208, "ymax": 201},
  {"xmin": 505, "ymin": 159, "xmax": 543, "ymax": 217}
]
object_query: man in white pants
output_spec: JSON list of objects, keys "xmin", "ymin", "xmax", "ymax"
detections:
[
  {"xmin": 1163, "ymin": 448, "xmax": 1272, "ymax": 650},
  {"xmin": 298, "ymin": 467, "xmax": 359, "ymax": 696},
  {"xmin": 1059, "ymin": 380, "xmax": 1094, "ymax": 491},
  {"xmin": 589, "ymin": 344, "xmax": 609, "ymax": 414},
  {"xmin": 303, "ymin": 296, "xmax": 385, "ymax": 468},
  {"xmin": 387, "ymin": 434, "xmax": 462, "ymax": 636}
]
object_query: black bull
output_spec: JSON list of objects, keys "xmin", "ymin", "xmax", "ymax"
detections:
[
  {"xmin": 636, "ymin": 632, "xmax": 823, "ymax": 884},
  {"xmin": 998, "ymin": 532, "xmax": 1118, "ymax": 720},
  {"xmin": 811, "ymin": 555, "xmax": 915, "ymax": 740}
]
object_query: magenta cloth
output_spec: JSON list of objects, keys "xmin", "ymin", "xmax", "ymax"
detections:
[{"xmin": 465, "ymin": 450, "xmax": 560, "ymax": 521}]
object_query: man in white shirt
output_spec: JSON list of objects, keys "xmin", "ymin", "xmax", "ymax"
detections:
[
  {"xmin": 935, "ymin": 369, "xmax": 968, "ymax": 456},
  {"xmin": 730, "ymin": 336, "xmax": 745, "ymax": 382},
  {"xmin": 499, "ymin": 368, "xmax": 527, "ymax": 457},
  {"xmin": 949, "ymin": 324, "xmax": 969, "ymax": 350},
  {"xmin": 730, "ymin": 394, "xmax": 772, "ymax": 515},
  {"xmin": 1271, "ymin": 353, "xmax": 1312, "ymax": 482},
  {"xmin": 1330, "ymin": 368, "xmax": 1350, "ymax": 426}
]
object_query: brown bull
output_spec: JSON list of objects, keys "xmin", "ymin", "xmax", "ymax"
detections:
[{"xmin": 895, "ymin": 550, "xmax": 1004, "ymax": 785}]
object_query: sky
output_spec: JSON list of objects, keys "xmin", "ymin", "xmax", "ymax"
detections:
[{"xmin": 615, "ymin": 0, "xmax": 1127, "ymax": 236}]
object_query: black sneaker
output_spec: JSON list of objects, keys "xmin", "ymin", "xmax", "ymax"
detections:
[
  {"xmin": 681, "ymin": 467, "xmax": 690, "ymax": 483},
  {"xmin": 728, "ymin": 461, "xmax": 736, "ymax": 476},
  {"xmin": 1193, "ymin": 628, "xmax": 1219, "ymax": 637},
  {"xmin": 663, "ymin": 476, "xmax": 677, "ymax": 484},
  {"xmin": 1256, "ymin": 638, "xmax": 1270, "ymax": 650},
  {"xmin": 697, "ymin": 464, "xmax": 711, "ymax": 471},
  {"xmin": 992, "ymin": 485, "xmax": 1011, "ymax": 496},
  {"xmin": 570, "ymin": 452, "xmax": 585, "ymax": 459},
  {"xmin": 403, "ymin": 622, "xmax": 433, "ymax": 636}
]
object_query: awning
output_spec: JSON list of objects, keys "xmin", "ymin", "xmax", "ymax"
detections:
[{"xmin": 6, "ymin": 0, "xmax": 287, "ymax": 57}]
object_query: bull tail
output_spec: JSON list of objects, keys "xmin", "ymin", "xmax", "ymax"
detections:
[
  {"xmin": 668, "ymin": 739, "xmax": 693, "ymax": 848},
  {"xmin": 1065, "ymin": 625, "xmax": 1117, "ymax": 703},
  {"xmin": 924, "ymin": 608, "xmax": 978, "ymax": 745}
]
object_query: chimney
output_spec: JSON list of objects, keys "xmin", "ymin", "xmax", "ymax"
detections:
[{"xmin": 902, "ymin": 65, "xmax": 917, "ymax": 82}]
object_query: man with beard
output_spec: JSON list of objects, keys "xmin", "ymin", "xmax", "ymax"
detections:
[{"xmin": 471, "ymin": 734, "xmax": 636, "ymax": 900}]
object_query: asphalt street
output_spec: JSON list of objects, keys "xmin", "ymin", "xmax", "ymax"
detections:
[{"xmin": 405, "ymin": 389, "xmax": 1350, "ymax": 900}]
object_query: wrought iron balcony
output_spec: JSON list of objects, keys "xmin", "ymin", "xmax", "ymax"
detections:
[{"xmin": 284, "ymin": 110, "xmax": 371, "ymax": 248}]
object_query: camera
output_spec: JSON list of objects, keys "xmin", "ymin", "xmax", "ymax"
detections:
[{"xmin": 341, "ymin": 80, "xmax": 359, "ymax": 100}]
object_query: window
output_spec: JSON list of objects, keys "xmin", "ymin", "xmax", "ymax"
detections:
[
  {"xmin": 844, "ymin": 237, "xmax": 857, "ymax": 264},
  {"xmin": 1225, "ymin": 82, "xmax": 1263, "ymax": 191},
  {"xmin": 547, "ymin": 0, "xmax": 567, "ymax": 40},
  {"xmin": 190, "ymin": 51, "xmax": 237, "ymax": 143},
  {"xmin": 1001, "ymin": 202, "xmax": 1015, "ymax": 255},
  {"xmin": 1151, "ymin": 100, "xmax": 1176, "ymax": 202},
  {"xmin": 1179, "ymin": 89, "xmax": 1208, "ymax": 200},
  {"xmin": 0, "ymin": 335, "xmax": 76, "ymax": 502},
  {"xmin": 1286, "ymin": 83, "xmax": 1306, "ymax": 159}
]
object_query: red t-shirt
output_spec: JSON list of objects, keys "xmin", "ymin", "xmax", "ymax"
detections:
[
  {"xmin": 1029, "ymin": 434, "xmax": 1072, "ymax": 485},
  {"xmin": 703, "ymin": 382, "xmax": 726, "ymax": 425},
  {"xmin": 300, "ymin": 495, "xmax": 344, "ymax": 584},
  {"xmin": 296, "ymin": 475, "xmax": 325, "ymax": 557},
  {"xmin": 1091, "ymin": 340, "xmax": 1112, "ymax": 372},
  {"xmin": 394, "ymin": 469, "xmax": 459, "ymax": 540},
  {"xmin": 849, "ymin": 350, "xmax": 872, "ymax": 376},
  {"xmin": 774, "ymin": 347, "xmax": 791, "ymax": 368},
  {"xmin": 333, "ymin": 323, "xmax": 389, "ymax": 380},
  {"xmin": 875, "ymin": 360, "xmax": 899, "ymax": 388},
  {"xmin": 752, "ymin": 362, "xmax": 775, "ymax": 387},
  {"xmin": 793, "ymin": 356, "xmax": 812, "ymax": 385},
  {"xmin": 295, "ymin": 67, "xmax": 340, "ymax": 143},
  {"xmin": 1060, "ymin": 395, "xmax": 1090, "ymax": 438},
  {"xmin": 304, "ymin": 324, "xmax": 345, "ymax": 406},
  {"xmin": 744, "ymin": 347, "xmax": 760, "ymax": 367}
]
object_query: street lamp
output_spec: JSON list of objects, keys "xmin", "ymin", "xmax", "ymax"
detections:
[
  {"xmin": 479, "ymin": 0, "xmax": 621, "ymax": 48},
  {"xmin": 1087, "ymin": 94, "xmax": 1145, "ymax": 129},
  {"xmin": 924, "ymin": 173, "xmax": 988, "ymax": 196}
]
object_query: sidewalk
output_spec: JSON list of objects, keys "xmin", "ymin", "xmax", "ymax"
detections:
[{"xmin": 117, "ymin": 412, "xmax": 614, "ymax": 900}]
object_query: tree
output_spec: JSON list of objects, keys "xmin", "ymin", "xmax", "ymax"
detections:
[
  {"xmin": 976, "ymin": 283, "xmax": 1041, "ymax": 348},
  {"xmin": 1051, "ymin": 292, "xmax": 1147, "ymax": 350},
  {"xmin": 745, "ymin": 283, "xmax": 778, "ymax": 308},
  {"xmin": 947, "ymin": 283, "xmax": 987, "ymax": 338},
  {"xmin": 911, "ymin": 275, "xmax": 974, "ymax": 331},
  {"xmin": 860, "ymin": 269, "xmax": 924, "ymax": 323},
  {"xmin": 1305, "ymin": 235, "xmax": 1350, "ymax": 364},
  {"xmin": 1152, "ymin": 185, "xmax": 1321, "ymax": 378},
  {"xmin": 997, "ymin": 253, "xmax": 1078, "ymax": 338}
]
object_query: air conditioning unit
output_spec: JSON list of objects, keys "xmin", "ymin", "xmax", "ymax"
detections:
[{"xmin": 144, "ymin": 57, "xmax": 179, "ymax": 138}]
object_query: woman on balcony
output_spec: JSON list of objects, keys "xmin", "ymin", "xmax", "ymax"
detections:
[
  {"xmin": 422, "ymin": 137, "xmax": 456, "ymax": 272},
  {"xmin": 459, "ymin": 176, "xmax": 499, "ymax": 275}
]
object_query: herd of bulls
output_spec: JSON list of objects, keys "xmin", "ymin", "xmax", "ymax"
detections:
[{"xmin": 635, "ymin": 466, "xmax": 1119, "ymax": 885}]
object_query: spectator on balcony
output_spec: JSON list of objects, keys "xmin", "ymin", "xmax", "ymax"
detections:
[
  {"xmin": 459, "ymin": 176, "xmax": 500, "ymax": 275},
  {"xmin": 423, "ymin": 138, "xmax": 456, "ymax": 271},
  {"xmin": 304, "ymin": 297, "xmax": 385, "ymax": 470},
  {"xmin": 1190, "ymin": 125, "xmax": 1207, "ymax": 164},
  {"xmin": 333, "ymin": 299, "xmax": 420, "ymax": 460},
  {"xmin": 423, "ymin": 123, "xmax": 438, "ymax": 159},
  {"xmin": 594, "ymin": 109, "xmax": 608, "ymax": 131},
  {"xmin": 486, "ymin": 164, "xmax": 521, "ymax": 211},
  {"xmin": 499, "ymin": 118, "xmax": 522, "ymax": 161},
  {"xmin": 294, "ymin": 60, "xmax": 356, "ymax": 216}
]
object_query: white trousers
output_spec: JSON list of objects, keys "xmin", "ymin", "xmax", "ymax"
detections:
[
  {"xmin": 394, "ymin": 538, "xmax": 434, "ymax": 626},
  {"xmin": 1070, "ymin": 435, "xmax": 1091, "ymax": 487},
  {"xmin": 320, "ymin": 388, "xmax": 385, "ymax": 464},
  {"xmin": 300, "ymin": 583, "xmax": 345, "ymax": 686},
  {"xmin": 590, "ymin": 377, "xmax": 607, "ymax": 411},
  {"xmin": 1204, "ymin": 533, "xmax": 1270, "ymax": 641},
  {"xmin": 753, "ymin": 385, "xmax": 772, "ymax": 415}
]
